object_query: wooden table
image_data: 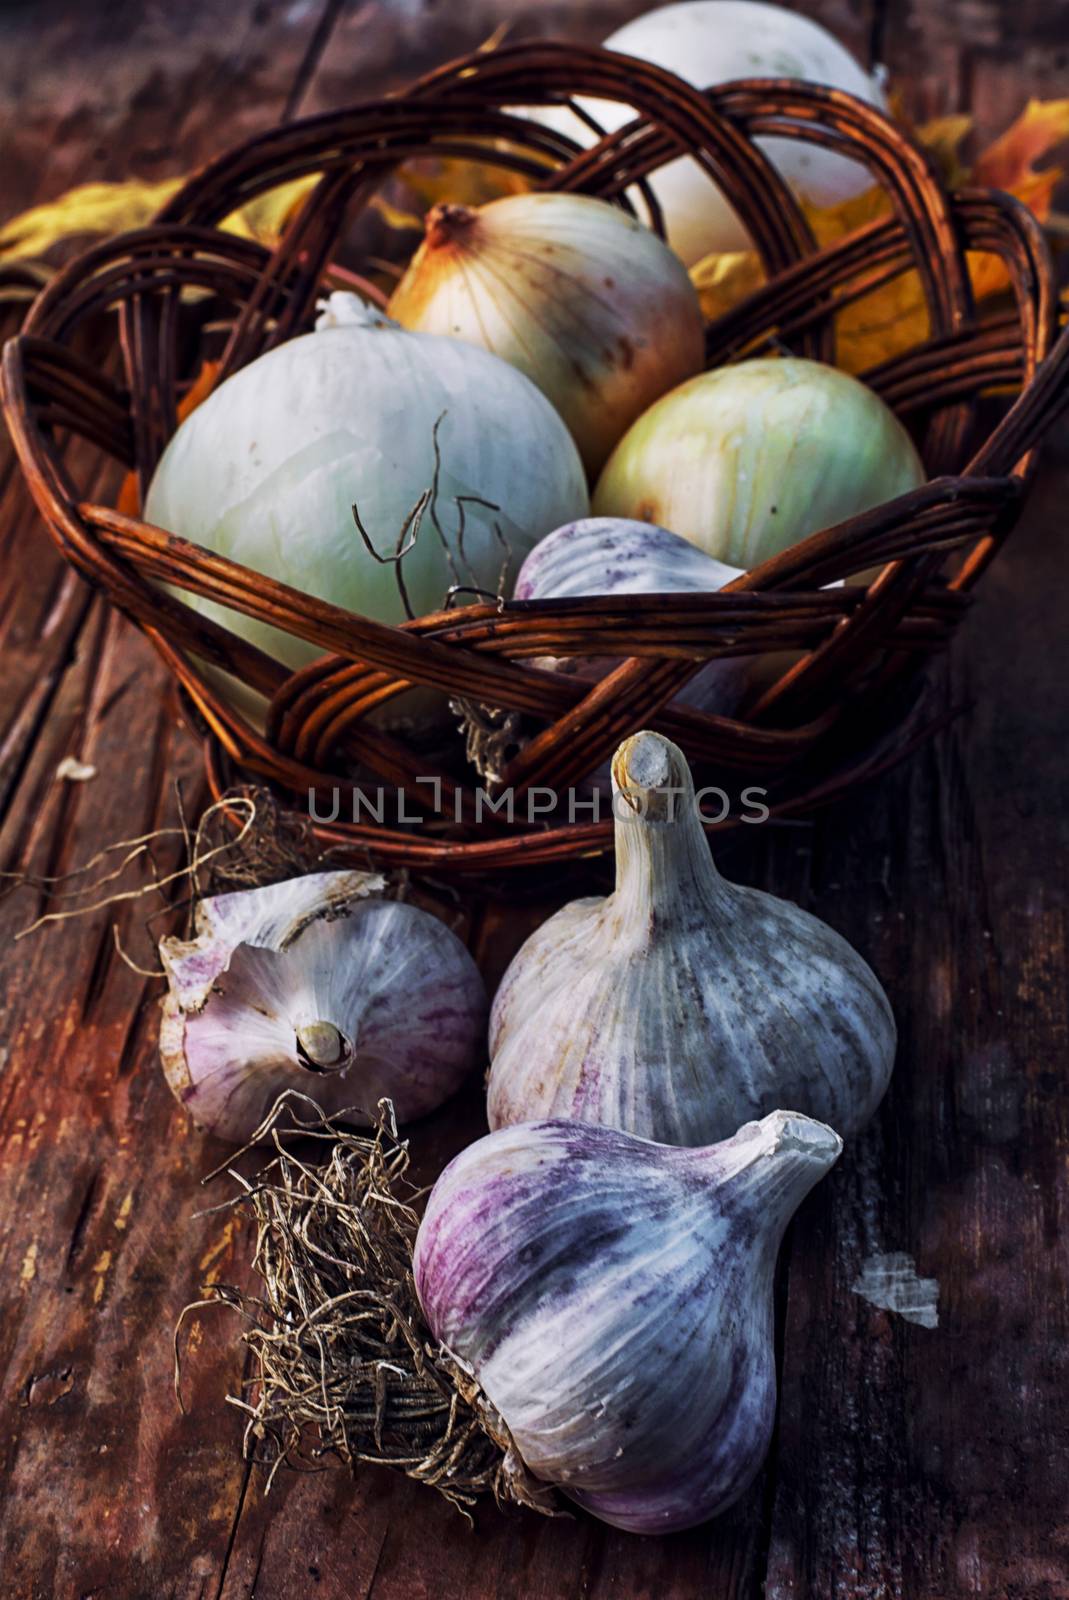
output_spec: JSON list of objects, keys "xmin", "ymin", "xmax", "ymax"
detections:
[{"xmin": 1, "ymin": 4, "xmax": 1066, "ymax": 1595}]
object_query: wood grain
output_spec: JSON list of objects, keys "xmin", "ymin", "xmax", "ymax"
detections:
[{"xmin": 0, "ymin": 3, "xmax": 1066, "ymax": 1597}]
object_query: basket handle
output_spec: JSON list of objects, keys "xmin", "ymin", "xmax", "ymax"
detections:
[{"xmin": 967, "ymin": 314, "xmax": 1069, "ymax": 479}]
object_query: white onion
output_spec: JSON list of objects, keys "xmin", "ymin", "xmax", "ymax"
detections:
[
  {"xmin": 592, "ymin": 357, "xmax": 924, "ymax": 572},
  {"xmin": 144, "ymin": 293, "xmax": 588, "ymax": 719},
  {"xmin": 388, "ymin": 192, "xmax": 704, "ymax": 476},
  {"xmin": 537, "ymin": 0, "xmax": 886, "ymax": 265}
]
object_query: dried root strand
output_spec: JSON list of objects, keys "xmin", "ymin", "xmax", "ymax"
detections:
[
  {"xmin": 351, "ymin": 411, "xmax": 517, "ymax": 623},
  {"xmin": 177, "ymin": 1093, "xmax": 559, "ymax": 1522},
  {"xmin": 192, "ymin": 783, "xmax": 334, "ymax": 897},
  {"xmin": 449, "ymin": 699, "xmax": 526, "ymax": 785},
  {"xmin": 1, "ymin": 782, "xmax": 334, "ymax": 957}
]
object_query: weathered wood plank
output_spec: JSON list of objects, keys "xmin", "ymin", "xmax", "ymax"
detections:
[
  {"xmin": 0, "ymin": 0, "xmax": 350, "ymax": 216},
  {"xmin": 0, "ymin": 3, "xmax": 1066, "ymax": 1598},
  {"xmin": 0, "ymin": 6, "xmax": 359, "ymax": 1598},
  {"xmin": 761, "ymin": 434, "xmax": 1069, "ymax": 1599}
]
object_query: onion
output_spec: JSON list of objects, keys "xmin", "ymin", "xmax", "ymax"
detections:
[
  {"xmin": 143, "ymin": 293, "xmax": 588, "ymax": 721},
  {"xmin": 388, "ymin": 192, "xmax": 705, "ymax": 477},
  {"xmin": 592, "ymin": 358, "xmax": 924, "ymax": 571},
  {"xmin": 537, "ymin": 0, "xmax": 885, "ymax": 265}
]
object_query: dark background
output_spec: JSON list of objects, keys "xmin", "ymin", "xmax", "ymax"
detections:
[{"xmin": 0, "ymin": 3, "xmax": 1067, "ymax": 1597}]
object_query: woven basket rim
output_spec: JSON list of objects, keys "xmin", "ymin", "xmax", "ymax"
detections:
[{"xmin": 4, "ymin": 37, "xmax": 1069, "ymax": 873}]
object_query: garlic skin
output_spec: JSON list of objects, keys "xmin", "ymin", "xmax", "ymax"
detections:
[
  {"xmin": 159, "ymin": 872, "xmax": 488, "ymax": 1144},
  {"xmin": 388, "ymin": 193, "xmax": 705, "ymax": 477},
  {"xmin": 414, "ymin": 1110, "xmax": 842, "ymax": 1532},
  {"xmin": 514, "ymin": 516, "xmax": 749, "ymax": 716},
  {"xmin": 515, "ymin": 515, "xmax": 742, "ymax": 601},
  {"xmin": 489, "ymin": 731, "xmax": 895, "ymax": 1143}
]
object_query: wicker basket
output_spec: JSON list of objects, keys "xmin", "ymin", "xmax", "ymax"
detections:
[{"xmin": 4, "ymin": 39, "xmax": 1068, "ymax": 874}]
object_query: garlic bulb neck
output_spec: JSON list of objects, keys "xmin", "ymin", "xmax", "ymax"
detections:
[
  {"xmin": 295, "ymin": 1020, "xmax": 350, "ymax": 1072},
  {"xmin": 690, "ymin": 1109, "xmax": 843, "ymax": 1247},
  {"xmin": 488, "ymin": 730, "xmax": 897, "ymax": 1145},
  {"xmin": 424, "ymin": 202, "xmax": 478, "ymax": 251},
  {"xmin": 610, "ymin": 730, "xmax": 728, "ymax": 931}
]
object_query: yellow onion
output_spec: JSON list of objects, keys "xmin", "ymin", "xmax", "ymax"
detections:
[
  {"xmin": 388, "ymin": 192, "xmax": 705, "ymax": 478},
  {"xmin": 592, "ymin": 357, "xmax": 924, "ymax": 572}
]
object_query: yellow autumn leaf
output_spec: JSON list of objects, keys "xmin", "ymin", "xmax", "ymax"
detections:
[
  {"xmin": 0, "ymin": 170, "xmax": 323, "ymax": 266},
  {"xmin": 690, "ymin": 249, "xmax": 766, "ymax": 322},
  {"xmin": 224, "ymin": 174, "xmax": 321, "ymax": 246},
  {"xmin": 690, "ymin": 96, "xmax": 1069, "ymax": 376},
  {"xmin": 0, "ymin": 177, "xmax": 185, "ymax": 262},
  {"xmin": 368, "ymin": 151, "xmax": 535, "ymax": 242},
  {"xmin": 368, "ymin": 194, "xmax": 426, "ymax": 233},
  {"xmin": 916, "ymin": 114, "xmax": 974, "ymax": 186}
]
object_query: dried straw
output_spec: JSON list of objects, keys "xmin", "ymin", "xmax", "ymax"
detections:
[{"xmin": 176, "ymin": 1093, "xmax": 559, "ymax": 1522}]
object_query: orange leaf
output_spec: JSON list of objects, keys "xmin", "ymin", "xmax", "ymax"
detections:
[
  {"xmin": 974, "ymin": 98, "xmax": 1069, "ymax": 192},
  {"xmin": 115, "ymin": 359, "xmax": 221, "ymax": 517},
  {"xmin": 177, "ymin": 359, "xmax": 222, "ymax": 420},
  {"xmin": 693, "ymin": 97, "xmax": 1069, "ymax": 379}
]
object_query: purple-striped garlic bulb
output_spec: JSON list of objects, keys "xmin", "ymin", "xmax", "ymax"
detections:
[
  {"xmin": 488, "ymin": 730, "xmax": 896, "ymax": 1143},
  {"xmin": 414, "ymin": 1111, "xmax": 842, "ymax": 1533},
  {"xmin": 159, "ymin": 872, "xmax": 487, "ymax": 1143},
  {"xmin": 514, "ymin": 516, "xmax": 749, "ymax": 718}
]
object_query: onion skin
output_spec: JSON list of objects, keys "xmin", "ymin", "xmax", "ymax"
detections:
[
  {"xmin": 388, "ymin": 192, "xmax": 705, "ymax": 478},
  {"xmin": 592, "ymin": 357, "xmax": 925, "ymax": 572},
  {"xmin": 535, "ymin": 0, "xmax": 886, "ymax": 264},
  {"xmin": 414, "ymin": 1111, "xmax": 842, "ymax": 1533},
  {"xmin": 143, "ymin": 294, "xmax": 588, "ymax": 729}
]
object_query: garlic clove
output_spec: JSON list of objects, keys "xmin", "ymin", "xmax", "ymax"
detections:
[
  {"xmin": 414, "ymin": 1110, "xmax": 842, "ymax": 1533},
  {"xmin": 160, "ymin": 873, "xmax": 488, "ymax": 1143},
  {"xmin": 488, "ymin": 730, "xmax": 896, "ymax": 1143},
  {"xmin": 514, "ymin": 516, "xmax": 742, "ymax": 601}
]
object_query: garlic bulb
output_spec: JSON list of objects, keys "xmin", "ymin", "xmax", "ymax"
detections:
[
  {"xmin": 515, "ymin": 514, "xmax": 741, "ymax": 601},
  {"xmin": 515, "ymin": 515, "xmax": 749, "ymax": 716},
  {"xmin": 593, "ymin": 358, "xmax": 925, "ymax": 572},
  {"xmin": 534, "ymin": 0, "xmax": 886, "ymax": 265},
  {"xmin": 159, "ymin": 872, "xmax": 488, "ymax": 1144},
  {"xmin": 388, "ymin": 193, "xmax": 705, "ymax": 477},
  {"xmin": 489, "ymin": 730, "xmax": 895, "ymax": 1142},
  {"xmin": 144, "ymin": 292, "xmax": 588, "ymax": 720},
  {"xmin": 414, "ymin": 1110, "xmax": 842, "ymax": 1532}
]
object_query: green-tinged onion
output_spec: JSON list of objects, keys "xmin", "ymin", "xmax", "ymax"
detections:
[
  {"xmin": 144, "ymin": 293, "xmax": 588, "ymax": 724},
  {"xmin": 592, "ymin": 357, "xmax": 924, "ymax": 572}
]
